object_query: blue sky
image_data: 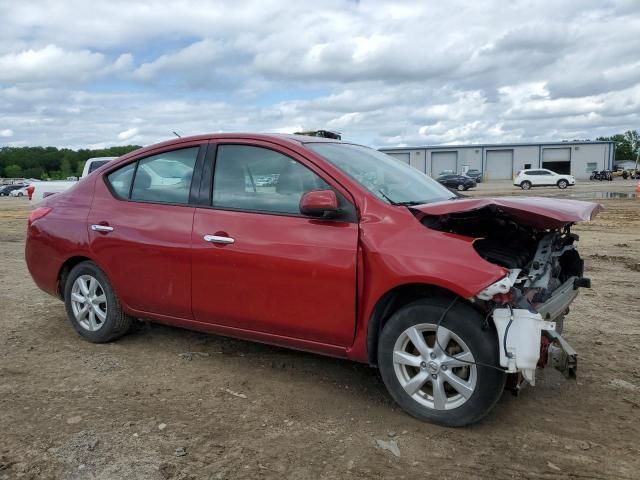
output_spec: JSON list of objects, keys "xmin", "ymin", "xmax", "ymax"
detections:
[{"xmin": 0, "ymin": 0, "xmax": 639, "ymax": 149}]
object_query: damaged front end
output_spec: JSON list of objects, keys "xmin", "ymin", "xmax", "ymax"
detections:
[{"xmin": 415, "ymin": 197, "xmax": 602, "ymax": 389}]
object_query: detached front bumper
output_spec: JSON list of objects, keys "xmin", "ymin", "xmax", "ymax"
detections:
[{"xmin": 536, "ymin": 276, "xmax": 585, "ymax": 322}]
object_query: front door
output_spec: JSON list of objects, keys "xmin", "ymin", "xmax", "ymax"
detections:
[{"xmin": 191, "ymin": 142, "xmax": 359, "ymax": 346}]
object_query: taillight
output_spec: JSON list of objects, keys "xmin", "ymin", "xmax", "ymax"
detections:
[
  {"xmin": 28, "ymin": 207, "xmax": 52, "ymax": 227},
  {"xmin": 26, "ymin": 185, "xmax": 35, "ymax": 200}
]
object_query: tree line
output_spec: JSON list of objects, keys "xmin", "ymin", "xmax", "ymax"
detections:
[{"xmin": 0, "ymin": 145, "xmax": 141, "ymax": 179}]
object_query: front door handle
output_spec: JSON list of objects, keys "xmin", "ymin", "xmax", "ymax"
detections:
[
  {"xmin": 203, "ymin": 234, "xmax": 235, "ymax": 245},
  {"xmin": 91, "ymin": 224, "xmax": 114, "ymax": 233}
]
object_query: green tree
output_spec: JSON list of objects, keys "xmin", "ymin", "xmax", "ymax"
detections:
[
  {"xmin": 22, "ymin": 167, "xmax": 44, "ymax": 179},
  {"xmin": 60, "ymin": 158, "xmax": 72, "ymax": 178},
  {"xmin": 623, "ymin": 130, "xmax": 639, "ymax": 168},
  {"xmin": 4, "ymin": 164, "xmax": 22, "ymax": 178},
  {"xmin": 597, "ymin": 130, "xmax": 639, "ymax": 162}
]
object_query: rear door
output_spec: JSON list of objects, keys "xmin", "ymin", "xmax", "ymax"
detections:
[
  {"xmin": 88, "ymin": 143, "xmax": 206, "ymax": 318},
  {"xmin": 191, "ymin": 140, "xmax": 359, "ymax": 346}
]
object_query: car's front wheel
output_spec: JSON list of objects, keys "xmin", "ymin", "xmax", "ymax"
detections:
[
  {"xmin": 557, "ymin": 179, "xmax": 568, "ymax": 189},
  {"xmin": 457, "ymin": 184, "xmax": 466, "ymax": 191},
  {"xmin": 64, "ymin": 261, "xmax": 133, "ymax": 343},
  {"xmin": 378, "ymin": 298, "xmax": 505, "ymax": 427},
  {"xmin": 520, "ymin": 180, "xmax": 532, "ymax": 190}
]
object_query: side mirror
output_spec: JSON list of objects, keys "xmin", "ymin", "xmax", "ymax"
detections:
[{"xmin": 299, "ymin": 189, "xmax": 340, "ymax": 218}]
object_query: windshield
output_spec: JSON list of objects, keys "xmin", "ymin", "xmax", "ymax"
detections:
[{"xmin": 306, "ymin": 143, "xmax": 456, "ymax": 205}]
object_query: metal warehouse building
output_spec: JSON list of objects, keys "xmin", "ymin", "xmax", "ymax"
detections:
[{"xmin": 379, "ymin": 141, "xmax": 615, "ymax": 181}]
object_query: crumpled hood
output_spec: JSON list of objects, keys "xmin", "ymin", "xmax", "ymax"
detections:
[{"xmin": 412, "ymin": 196, "xmax": 603, "ymax": 230}]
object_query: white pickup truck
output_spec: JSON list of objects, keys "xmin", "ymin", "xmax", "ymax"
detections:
[{"xmin": 28, "ymin": 157, "xmax": 117, "ymax": 207}]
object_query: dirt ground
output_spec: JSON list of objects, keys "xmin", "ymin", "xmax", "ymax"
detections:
[{"xmin": 1, "ymin": 180, "xmax": 639, "ymax": 479}]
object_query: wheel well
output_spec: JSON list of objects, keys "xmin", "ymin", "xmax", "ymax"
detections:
[
  {"xmin": 366, "ymin": 283, "xmax": 460, "ymax": 366},
  {"xmin": 57, "ymin": 256, "xmax": 92, "ymax": 298}
]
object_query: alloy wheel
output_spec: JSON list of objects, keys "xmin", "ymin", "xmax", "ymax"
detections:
[
  {"xmin": 70, "ymin": 275, "xmax": 108, "ymax": 331},
  {"xmin": 392, "ymin": 324, "xmax": 477, "ymax": 410}
]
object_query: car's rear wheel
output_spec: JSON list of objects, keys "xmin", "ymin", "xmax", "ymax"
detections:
[
  {"xmin": 64, "ymin": 261, "xmax": 133, "ymax": 343},
  {"xmin": 520, "ymin": 181, "xmax": 532, "ymax": 190},
  {"xmin": 378, "ymin": 298, "xmax": 505, "ymax": 427},
  {"xmin": 557, "ymin": 180, "xmax": 568, "ymax": 189},
  {"xmin": 457, "ymin": 184, "xmax": 466, "ymax": 191}
]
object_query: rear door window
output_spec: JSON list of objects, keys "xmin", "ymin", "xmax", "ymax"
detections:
[
  {"xmin": 106, "ymin": 147, "xmax": 199, "ymax": 204},
  {"xmin": 131, "ymin": 148, "xmax": 199, "ymax": 204}
]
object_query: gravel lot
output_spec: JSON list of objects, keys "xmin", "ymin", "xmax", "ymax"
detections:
[{"xmin": 1, "ymin": 180, "xmax": 639, "ymax": 479}]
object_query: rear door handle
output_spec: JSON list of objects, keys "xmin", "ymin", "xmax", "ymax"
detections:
[
  {"xmin": 203, "ymin": 234, "xmax": 234, "ymax": 245},
  {"xmin": 91, "ymin": 224, "xmax": 114, "ymax": 233}
]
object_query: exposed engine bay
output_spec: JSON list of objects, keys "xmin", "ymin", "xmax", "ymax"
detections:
[{"xmin": 420, "ymin": 204, "xmax": 593, "ymax": 388}]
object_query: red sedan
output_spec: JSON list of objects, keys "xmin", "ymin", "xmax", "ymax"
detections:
[{"xmin": 26, "ymin": 133, "xmax": 600, "ymax": 426}]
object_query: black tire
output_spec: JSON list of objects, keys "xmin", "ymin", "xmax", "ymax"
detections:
[
  {"xmin": 64, "ymin": 261, "xmax": 133, "ymax": 343},
  {"xmin": 17, "ymin": 192, "xmax": 23, "ymax": 197},
  {"xmin": 457, "ymin": 184, "xmax": 465, "ymax": 191},
  {"xmin": 557, "ymin": 180, "xmax": 568, "ymax": 189},
  {"xmin": 520, "ymin": 181, "xmax": 532, "ymax": 190},
  {"xmin": 378, "ymin": 298, "xmax": 505, "ymax": 427}
]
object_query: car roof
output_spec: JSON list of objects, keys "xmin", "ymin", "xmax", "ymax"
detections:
[{"xmin": 116, "ymin": 133, "xmax": 345, "ymax": 163}]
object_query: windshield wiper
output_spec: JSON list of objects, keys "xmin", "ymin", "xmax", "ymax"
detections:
[{"xmin": 377, "ymin": 190, "xmax": 427, "ymax": 206}]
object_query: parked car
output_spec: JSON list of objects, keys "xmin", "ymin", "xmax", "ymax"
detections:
[
  {"xmin": 514, "ymin": 169, "xmax": 575, "ymax": 190},
  {"xmin": 28, "ymin": 157, "xmax": 118, "ymax": 207},
  {"xmin": 465, "ymin": 169, "xmax": 483, "ymax": 183},
  {"xmin": 436, "ymin": 174, "xmax": 476, "ymax": 191},
  {"xmin": 0, "ymin": 184, "xmax": 26, "ymax": 196},
  {"xmin": 26, "ymin": 134, "xmax": 600, "ymax": 426},
  {"xmin": 10, "ymin": 186, "xmax": 29, "ymax": 197}
]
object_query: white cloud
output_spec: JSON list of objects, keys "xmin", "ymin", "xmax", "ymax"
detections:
[
  {"xmin": 117, "ymin": 127, "xmax": 139, "ymax": 141},
  {"xmin": 0, "ymin": 1, "xmax": 638, "ymax": 148},
  {"xmin": 0, "ymin": 44, "xmax": 105, "ymax": 83},
  {"xmin": 0, "ymin": 129, "xmax": 14, "ymax": 137},
  {"xmin": 133, "ymin": 39, "xmax": 223, "ymax": 82}
]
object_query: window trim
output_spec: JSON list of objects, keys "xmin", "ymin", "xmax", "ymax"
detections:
[
  {"xmin": 102, "ymin": 144, "xmax": 207, "ymax": 207},
  {"xmin": 200, "ymin": 141, "xmax": 358, "ymax": 223}
]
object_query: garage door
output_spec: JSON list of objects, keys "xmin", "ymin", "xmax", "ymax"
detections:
[
  {"xmin": 542, "ymin": 148, "xmax": 571, "ymax": 174},
  {"xmin": 485, "ymin": 150, "xmax": 513, "ymax": 180},
  {"xmin": 387, "ymin": 152, "xmax": 410, "ymax": 165},
  {"xmin": 431, "ymin": 151, "xmax": 457, "ymax": 176}
]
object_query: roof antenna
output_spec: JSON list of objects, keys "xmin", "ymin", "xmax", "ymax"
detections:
[{"xmin": 172, "ymin": 131, "xmax": 181, "ymax": 138}]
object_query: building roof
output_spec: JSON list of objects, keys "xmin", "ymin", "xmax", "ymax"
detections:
[{"xmin": 380, "ymin": 140, "xmax": 614, "ymax": 151}]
